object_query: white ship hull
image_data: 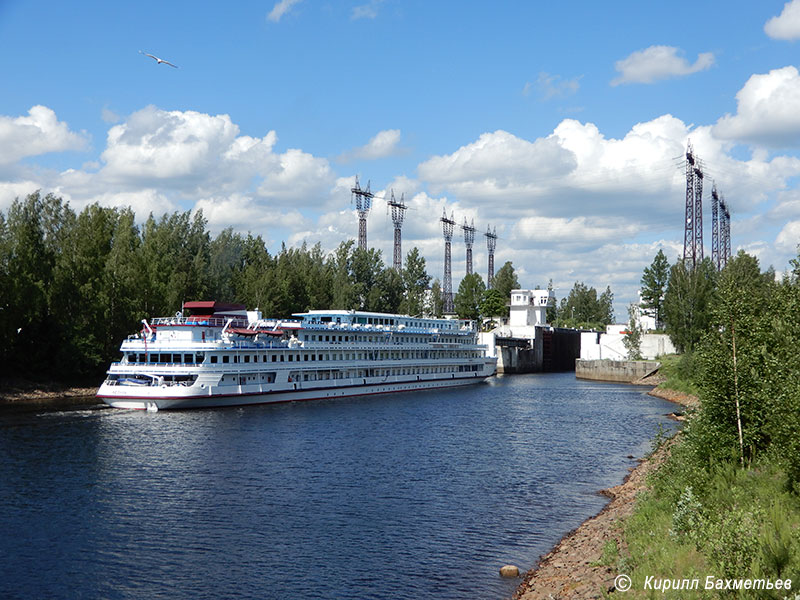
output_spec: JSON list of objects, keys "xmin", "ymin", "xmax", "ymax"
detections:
[{"xmin": 99, "ymin": 371, "xmax": 490, "ymax": 410}]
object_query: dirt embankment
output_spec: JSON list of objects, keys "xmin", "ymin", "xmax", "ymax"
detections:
[
  {"xmin": 513, "ymin": 388, "xmax": 696, "ymax": 599},
  {"xmin": 0, "ymin": 378, "xmax": 98, "ymax": 407}
]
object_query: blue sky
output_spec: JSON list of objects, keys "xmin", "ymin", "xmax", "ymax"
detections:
[{"xmin": 2, "ymin": 0, "xmax": 800, "ymax": 316}]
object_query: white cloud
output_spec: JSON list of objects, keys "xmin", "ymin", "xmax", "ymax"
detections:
[
  {"xmin": 0, "ymin": 180, "xmax": 42, "ymax": 211},
  {"xmin": 417, "ymin": 118, "xmax": 688, "ymax": 223},
  {"xmin": 776, "ymin": 220, "xmax": 800, "ymax": 253},
  {"xmin": 194, "ymin": 194, "xmax": 306, "ymax": 232},
  {"xmin": 530, "ymin": 72, "xmax": 581, "ymax": 100},
  {"xmin": 0, "ymin": 105, "xmax": 338, "ymax": 228},
  {"xmin": 513, "ymin": 216, "xmax": 643, "ymax": 248},
  {"xmin": 100, "ymin": 106, "xmax": 244, "ymax": 183},
  {"xmin": 611, "ymin": 45, "xmax": 714, "ymax": 86},
  {"xmin": 765, "ymin": 0, "xmax": 800, "ymax": 40},
  {"xmin": 713, "ymin": 66, "xmax": 800, "ymax": 147},
  {"xmin": 267, "ymin": 0, "xmax": 302, "ymax": 23},
  {"xmin": 94, "ymin": 106, "xmax": 335, "ymax": 204},
  {"xmin": 255, "ymin": 148, "xmax": 336, "ymax": 201},
  {"xmin": 339, "ymin": 129, "xmax": 403, "ymax": 162},
  {"xmin": 101, "ymin": 107, "xmax": 121, "ymax": 124},
  {"xmin": 0, "ymin": 105, "xmax": 88, "ymax": 165},
  {"xmin": 419, "ymin": 129, "xmax": 576, "ymax": 191},
  {"xmin": 352, "ymin": 0, "xmax": 383, "ymax": 20}
]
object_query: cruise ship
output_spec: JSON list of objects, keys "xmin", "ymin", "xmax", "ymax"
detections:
[{"xmin": 97, "ymin": 301, "xmax": 498, "ymax": 410}]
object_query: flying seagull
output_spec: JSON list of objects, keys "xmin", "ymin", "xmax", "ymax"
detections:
[{"xmin": 139, "ymin": 50, "xmax": 178, "ymax": 68}]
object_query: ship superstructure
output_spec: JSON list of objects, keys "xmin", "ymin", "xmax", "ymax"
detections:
[{"xmin": 98, "ymin": 301, "xmax": 497, "ymax": 410}]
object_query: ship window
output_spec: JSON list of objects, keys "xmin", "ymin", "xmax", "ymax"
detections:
[
  {"xmin": 184, "ymin": 354, "xmax": 193, "ymax": 364},
  {"xmin": 223, "ymin": 355, "xmax": 229, "ymax": 363},
  {"xmin": 244, "ymin": 355, "xmax": 250, "ymax": 363},
  {"xmin": 272, "ymin": 355, "xmax": 276, "ymax": 362},
  {"xmin": 288, "ymin": 355, "xmax": 293, "ymax": 362},
  {"xmin": 195, "ymin": 353, "xmax": 204, "ymax": 363},
  {"xmin": 234, "ymin": 356, "xmax": 239, "ymax": 363},
  {"xmin": 159, "ymin": 353, "xmax": 170, "ymax": 363},
  {"xmin": 211, "ymin": 355, "xmax": 218, "ymax": 363},
  {"xmin": 280, "ymin": 355, "xmax": 284, "ymax": 361}
]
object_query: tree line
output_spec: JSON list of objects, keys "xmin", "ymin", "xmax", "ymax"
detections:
[
  {"xmin": 0, "ymin": 191, "xmax": 624, "ymax": 382},
  {"xmin": 638, "ymin": 246, "xmax": 800, "ymax": 480},
  {"xmin": 0, "ymin": 192, "xmax": 534, "ymax": 381}
]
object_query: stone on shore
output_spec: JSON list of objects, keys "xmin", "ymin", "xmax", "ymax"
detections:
[{"xmin": 500, "ymin": 565, "xmax": 520, "ymax": 578}]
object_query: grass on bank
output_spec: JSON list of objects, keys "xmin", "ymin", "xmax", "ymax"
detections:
[
  {"xmin": 621, "ymin": 442, "xmax": 800, "ymax": 598},
  {"xmin": 615, "ymin": 352, "xmax": 800, "ymax": 599},
  {"xmin": 654, "ymin": 353, "xmax": 700, "ymax": 397}
]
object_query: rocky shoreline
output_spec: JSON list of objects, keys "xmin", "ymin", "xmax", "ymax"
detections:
[{"xmin": 513, "ymin": 386, "xmax": 698, "ymax": 599}]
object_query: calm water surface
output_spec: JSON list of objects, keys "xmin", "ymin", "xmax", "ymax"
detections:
[{"xmin": 0, "ymin": 373, "xmax": 678, "ymax": 600}]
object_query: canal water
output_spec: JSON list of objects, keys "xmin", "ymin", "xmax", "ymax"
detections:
[{"xmin": 0, "ymin": 373, "xmax": 678, "ymax": 600}]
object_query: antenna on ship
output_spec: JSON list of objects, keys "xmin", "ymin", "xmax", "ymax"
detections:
[
  {"xmin": 485, "ymin": 225, "xmax": 497, "ymax": 289},
  {"xmin": 440, "ymin": 209, "xmax": 456, "ymax": 313},
  {"xmin": 461, "ymin": 217, "xmax": 476, "ymax": 276},
  {"xmin": 387, "ymin": 189, "xmax": 407, "ymax": 271},
  {"xmin": 351, "ymin": 176, "xmax": 374, "ymax": 251}
]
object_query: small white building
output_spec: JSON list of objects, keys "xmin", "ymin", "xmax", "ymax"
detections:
[
  {"xmin": 632, "ymin": 290, "xmax": 659, "ymax": 331},
  {"xmin": 480, "ymin": 288, "xmax": 556, "ymax": 357},
  {"xmin": 509, "ymin": 289, "xmax": 554, "ymax": 328}
]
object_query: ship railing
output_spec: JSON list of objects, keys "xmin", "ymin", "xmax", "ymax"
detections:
[
  {"xmin": 151, "ymin": 316, "xmax": 250, "ymax": 328},
  {"xmin": 105, "ymin": 375, "xmax": 197, "ymax": 387}
]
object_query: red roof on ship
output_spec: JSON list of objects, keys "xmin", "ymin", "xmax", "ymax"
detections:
[
  {"xmin": 184, "ymin": 301, "xmax": 247, "ymax": 315},
  {"xmin": 228, "ymin": 327, "xmax": 284, "ymax": 337}
]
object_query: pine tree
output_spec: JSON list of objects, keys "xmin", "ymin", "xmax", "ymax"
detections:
[
  {"xmin": 640, "ymin": 249, "xmax": 670, "ymax": 329},
  {"xmin": 454, "ymin": 273, "xmax": 486, "ymax": 320}
]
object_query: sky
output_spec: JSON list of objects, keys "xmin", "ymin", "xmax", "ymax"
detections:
[{"xmin": 2, "ymin": 0, "xmax": 800, "ymax": 318}]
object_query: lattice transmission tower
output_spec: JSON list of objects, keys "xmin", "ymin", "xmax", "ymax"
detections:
[
  {"xmin": 387, "ymin": 190, "xmax": 407, "ymax": 271},
  {"xmin": 682, "ymin": 142, "xmax": 705, "ymax": 267},
  {"xmin": 351, "ymin": 176, "xmax": 374, "ymax": 250},
  {"xmin": 485, "ymin": 225, "xmax": 497, "ymax": 289},
  {"xmin": 440, "ymin": 210, "xmax": 456, "ymax": 314},
  {"xmin": 711, "ymin": 183, "xmax": 721, "ymax": 271},
  {"xmin": 683, "ymin": 142, "xmax": 695, "ymax": 265},
  {"xmin": 461, "ymin": 218, "xmax": 476, "ymax": 276},
  {"xmin": 720, "ymin": 197, "xmax": 732, "ymax": 268},
  {"xmin": 694, "ymin": 166, "xmax": 704, "ymax": 263}
]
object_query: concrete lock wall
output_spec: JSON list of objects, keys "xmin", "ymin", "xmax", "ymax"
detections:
[
  {"xmin": 496, "ymin": 327, "xmax": 581, "ymax": 374},
  {"xmin": 497, "ymin": 346, "xmax": 537, "ymax": 373},
  {"xmin": 579, "ymin": 332, "xmax": 676, "ymax": 361},
  {"xmin": 575, "ymin": 359, "xmax": 661, "ymax": 383}
]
